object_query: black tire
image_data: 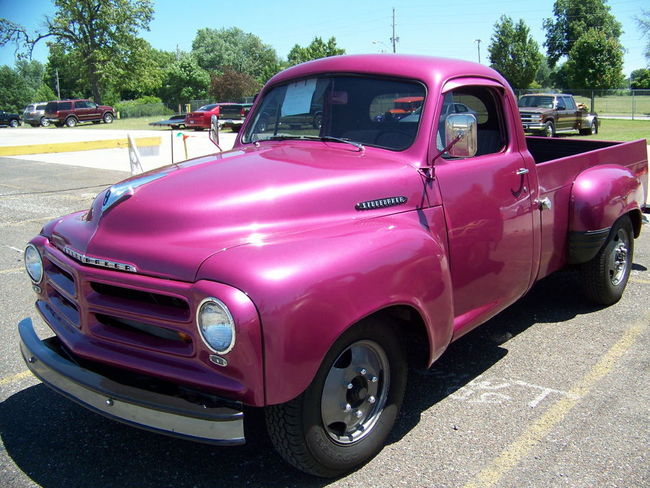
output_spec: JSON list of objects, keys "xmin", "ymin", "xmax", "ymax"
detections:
[
  {"xmin": 9, "ymin": 119, "xmax": 19, "ymax": 128},
  {"xmin": 54, "ymin": 122, "xmax": 63, "ymax": 128},
  {"xmin": 65, "ymin": 117, "xmax": 77, "ymax": 128},
  {"xmin": 579, "ymin": 215, "xmax": 634, "ymax": 305},
  {"xmin": 312, "ymin": 113, "xmax": 323, "ymax": 130},
  {"xmin": 40, "ymin": 117, "xmax": 49, "ymax": 127},
  {"xmin": 265, "ymin": 318, "xmax": 407, "ymax": 477},
  {"xmin": 543, "ymin": 120, "xmax": 555, "ymax": 137},
  {"xmin": 103, "ymin": 112, "xmax": 114, "ymax": 124}
]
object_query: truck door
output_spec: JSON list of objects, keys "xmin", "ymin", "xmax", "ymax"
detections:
[{"xmin": 433, "ymin": 81, "xmax": 535, "ymax": 334}]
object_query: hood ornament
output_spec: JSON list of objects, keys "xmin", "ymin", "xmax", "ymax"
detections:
[{"xmin": 101, "ymin": 173, "xmax": 167, "ymax": 213}]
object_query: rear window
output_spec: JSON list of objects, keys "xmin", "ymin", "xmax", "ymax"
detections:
[
  {"xmin": 46, "ymin": 101, "xmax": 72, "ymax": 112},
  {"xmin": 36, "ymin": 104, "xmax": 46, "ymax": 110}
]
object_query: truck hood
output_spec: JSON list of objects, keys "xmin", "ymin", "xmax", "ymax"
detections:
[
  {"xmin": 518, "ymin": 107, "xmax": 550, "ymax": 114},
  {"xmin": 48, "ymin": 143, "xmax": 424, "ymax": 281}
]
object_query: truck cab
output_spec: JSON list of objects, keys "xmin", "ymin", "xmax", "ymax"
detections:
[{"xmin": 518, "ymin": 93, "xmax": 598, "ymax": 137}]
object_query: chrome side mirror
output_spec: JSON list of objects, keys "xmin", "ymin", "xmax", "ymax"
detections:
[
  {"xmin": 209, "ymin": 114, "xmax": 222, "ymax": 151},
  {"xmin": 445, "ymin": 113, "xmax": 477, "ymax": 158}
]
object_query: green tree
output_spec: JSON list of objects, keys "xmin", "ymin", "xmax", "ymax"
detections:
[
  {"xmin": 192, "ymin": 27, "xmax": 280, "ymax": 83},
  {"xmin": 534, "ymin": 57, "xmax": 554, "ymax": 88},
  {"xmin": 543, "ymin": 0, "xmax": 622, "ymax": 68},
  {"xmin": 209, "ymin": 68, "xmax": 261, "ymax": 102},
  {"xmin": 1, "ymin": 0, "xmax": 154, "ymax": 103},
  {"xmin": 564, "ymin": 28, "xmax": 624, "ymax": 89},
  {"xmin": 158, "ymin": 53, "xmax": 210, "ymax": 108},
  {"xmin": 488, "ymin": 16, "xmax": 542, "ymax": 88},
  {"xmin": 630, "ymin": 68, "xmax": 650, "ymax": 89},
  {"xmin": 638, "ymin": 9, "xmax": 650, "ymax": 64},
  {"xmin": 43, "ymin": 42, "xmax": 87, "ymax": 99},
  {"xmin": 0, "ymin": 65, "xmax": 32, "ymax": 112},
  {"xmin": 287, "ymin": 37, "xmax": 345, "ymax": 66}
]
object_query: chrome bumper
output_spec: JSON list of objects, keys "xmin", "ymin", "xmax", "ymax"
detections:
[{"xmin": 18, "ymin": 318, "xmax": 245, "ymax": 445}]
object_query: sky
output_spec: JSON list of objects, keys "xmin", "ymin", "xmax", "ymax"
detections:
[{"xmin": 0, "ymin": 0, "xmax": 648, "ymax": 77}]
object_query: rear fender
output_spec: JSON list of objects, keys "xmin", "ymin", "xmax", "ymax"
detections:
[{"xmin": 568, "ymin": 164, "xmax": 643, "ymax": 264}]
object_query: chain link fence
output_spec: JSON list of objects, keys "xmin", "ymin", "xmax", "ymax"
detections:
[{"xmin": 514, "ymin": 89, "xmax": 650, "ymax": 119}]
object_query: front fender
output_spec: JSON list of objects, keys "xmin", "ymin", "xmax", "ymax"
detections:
[
  {"xmin": 196, "ymin": 208, "xmax": 453, "ymax": 405},
  {"xmin": 568, "ymin": 164, "xmax": 643, "ymax": 263}
]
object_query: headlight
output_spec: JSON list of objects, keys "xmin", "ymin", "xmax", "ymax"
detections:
[
  {"xmin": 197, "ymin": 298, "xmax": 235, "ymax": 354},
  {"xmin": 25, "ymin": 244, "xmax": 43, "ymax": 283}
]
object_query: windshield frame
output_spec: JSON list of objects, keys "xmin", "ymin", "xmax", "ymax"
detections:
[{"xmin": 241, "ymin": 74, "xmax": 427, "ymax": 152}]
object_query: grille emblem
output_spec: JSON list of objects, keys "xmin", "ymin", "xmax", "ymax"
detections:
[{"xmin": 63, "ymin": 246, "xmax": 137, "ymax": 273}]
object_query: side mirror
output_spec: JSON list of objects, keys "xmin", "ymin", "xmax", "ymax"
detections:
[
  {"xmin": 444, "ymin": 113, "xmax": 477, "ymax": 158},
  {"xmin": 209, "ymin": 114, "xmax": 222, "ymax": 151}
]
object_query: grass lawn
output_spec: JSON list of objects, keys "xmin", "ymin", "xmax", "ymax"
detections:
[{"xmin": 579, "ymin": 118, "xmax": 649, "ymax": 142}]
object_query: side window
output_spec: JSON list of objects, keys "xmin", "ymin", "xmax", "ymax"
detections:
[
  {"xmin": 564, "ymin": 96, "xmax": 576, "ymax": 111},
  {"xmin": 439, "ymin": 86, "xmax": 507, "ymax": 157},
  {"xmin": 75, "ymin": 101, "xmax": 89, "ymax": 109},
  {"xmin": 59, "ymin": 102, "xmax": 72, "ymax": 110}
]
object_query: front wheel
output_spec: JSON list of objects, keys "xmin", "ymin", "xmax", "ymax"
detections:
[
  {"xmin": 40, "ymin": 117, "xmax": 49, "ymax": 127},
  {"xmin": 579, "ymin": 215, "xmax": 634, "ymax": 305},
  {"xmin": 265, "ymin": 318, "xmax": 407, "ymax": 477},
  {"xmin": 103, "ymin": 112, "xmax": 114, "ymax": 124},
  {"xmin": 543, "ymin": 120, "xmax": 555, "ymax": 137},
  {"xmin": 9, "ymin": 119, "xmax": 19, "ymax": 128}
]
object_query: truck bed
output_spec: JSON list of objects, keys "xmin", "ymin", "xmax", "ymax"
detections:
[{"xmin": 526, "ymin": 136, "xmax": 619, "ymax": 164}]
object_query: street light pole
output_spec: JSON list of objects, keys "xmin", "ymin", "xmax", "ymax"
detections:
[{"xmin": 474, "ymin": 39, "xmax": 482, "ymax": 64}]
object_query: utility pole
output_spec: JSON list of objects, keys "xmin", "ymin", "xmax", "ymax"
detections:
[
  {"xmin": 474, "ymin": 39, "xmax": 482, "ymax": 64},
  {"xmin": 390, "ymin": 8, "xmax": 399, "ymax": 53},
  {"xmin": 55, "ymin": 69, "xmax": 61, "ymax": 99}
]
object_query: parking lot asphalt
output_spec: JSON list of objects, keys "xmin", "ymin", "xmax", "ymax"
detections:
[{"xmin": 0, "ymin": 131, "xmax": 649, "ymax": 487}]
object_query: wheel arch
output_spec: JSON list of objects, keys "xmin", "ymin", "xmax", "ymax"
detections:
[{"xmin": 568, "ymin": 164, "xmax": 644, "ymax": 264}]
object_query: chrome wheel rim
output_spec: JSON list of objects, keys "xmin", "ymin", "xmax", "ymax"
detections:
[
  {"xmin": 608, "ymin": 229, "xmax": 630, "ymax": 286},
  {"xmin": 545, "ymin": 124, "xmax": 553, "ymax": 137},
  {"xmin": 321, "ymin": 340, "xmax": 389, "ymax": 444}
]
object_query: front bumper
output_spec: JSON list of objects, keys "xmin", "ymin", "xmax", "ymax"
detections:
[
  {"xmin": 521, "ymin": 122, "xmax": 545, "ymax": 131},
  {"xmin": 19, "ymin": 318, "xmax": 245, "ymax": 445}
]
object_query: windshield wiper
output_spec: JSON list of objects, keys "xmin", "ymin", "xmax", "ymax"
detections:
[{"xmin": 267, "ymin": 134, "xmax": 364, "ymax": 152}]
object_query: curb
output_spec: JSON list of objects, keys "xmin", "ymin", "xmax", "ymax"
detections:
[{"xmin": 0, "ymin": 137, "xmax": 161, "ymax": 156}]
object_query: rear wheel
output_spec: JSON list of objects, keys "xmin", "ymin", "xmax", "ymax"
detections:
[
  {"xmin": 579, "ymin": 215, "xmax": 634, "ymax": 305},
  {"xmin": 65, "ymin": 117, "xmax": 77, "ymax": 128},
  {"xmin": 266, "ymin": 318, "xmax": 407, "ymax": 477}
]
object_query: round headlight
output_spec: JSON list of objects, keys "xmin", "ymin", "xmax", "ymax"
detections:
[
  {"xmin": 197, "ymin": 298, "xmax": 235, "ymax": 354},
  {"xmin": 25, "ymin": 244, "xmax": 43, "ymax": 283}
]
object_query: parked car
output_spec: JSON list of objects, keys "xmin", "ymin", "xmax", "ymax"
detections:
[
  {"xmin": 23, "ymin": 102, "xmax": 50, "ymax": 127},
  {"xmin": 44, "ymin": 99, "xmax": 115, "ymax": 127},
  {"xmin": 0, "ymin": 110, "xmax": 21, "ymax": 127},
  {"xmin": 148, "ymin": 114, "xmax": 187, "ymax": 130},
  {"xmin": 184, "ymin": 103, "xmax": 249, "ymax": 131},
  {"xmin": 19, "ymin": 54, "xmax": 648, "ymax": 477},
  {"xmin": 518, "ymin": 93, "xmax": 598, "ymax": 137}
]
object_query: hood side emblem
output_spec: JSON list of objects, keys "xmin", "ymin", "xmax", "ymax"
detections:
[
  {"xmin": 355, "ymin": 196, "xmax": 407, "ymax": 211},
  {"xmin": 101, "ymin": 173, "xmax": 167, "ymax": 213}
]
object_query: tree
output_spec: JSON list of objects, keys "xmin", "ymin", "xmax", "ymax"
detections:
[
  {"xmin": 0, "ymin": 65, "xmax": 32, "ymax": 112},
  {"xmin": 488, "ymin": 16, "xmax": 542, "ymax": 88},
  {"xmin": 287, "ymin": 37, "xmax": 345, "ymax": 66},
  {"xmin": 209, "ymin": 68, "xmax": 261, "ymax": 102},
  {"xmin": 534, "ymin": 57, "xmax": 553, "ymax": 88},
  {"xmin": 158, "ymin": 53, "xmax": 210, "ymax": 108},
  {"xmin": 192, "ymin": 27, "xmax": 280, "ymax": 83},
  {"xmin": 543, "ymin": 0, "xmax": 622, "ymax": 68},
  {"xmin": 1, "ymin": 0, "xmax": 154, "ymax": 103},
  {"xmin": 564, "ymin": 28, "xmax": 624, "ymax": 89},
  {"xmin": 630, "ymin": 68, "xmax": 650, "ymax": 89},
  {"xmin": 638, "ymin": 9, "xmax": 650, "ymax": 65}
]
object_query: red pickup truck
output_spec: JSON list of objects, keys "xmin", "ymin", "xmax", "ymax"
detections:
[{"xmin": 19, "ymin": 55, "xmax": 647, "ymax": 477}]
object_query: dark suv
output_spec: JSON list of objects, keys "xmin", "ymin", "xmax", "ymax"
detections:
[{"xmin": 45, "ymin": 99, "xmax": 115, "ymax": 127}]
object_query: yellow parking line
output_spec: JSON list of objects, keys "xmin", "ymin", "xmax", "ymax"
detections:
[
  {"xmin": 0, "ymin": 136, "xmax": 161, "ymax": 156},
  {"xmin": 0, "ymin": 370, "xmax": 32, "ymax": 387},
  {"xmin": 630, "ymin": 277, "xmax": 650, "ymax": 285},
  {"xmin": 0, "ymin": 267, "xmax": 23, "ymax": 275},
  {"xmin": 463, "ymin": 319, "xmax": 646, "ymax": 488}
]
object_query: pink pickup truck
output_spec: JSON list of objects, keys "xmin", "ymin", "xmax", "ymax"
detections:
[{"xmin": 19, "ymin": 55, "xmax": 647, "ymax": 477}]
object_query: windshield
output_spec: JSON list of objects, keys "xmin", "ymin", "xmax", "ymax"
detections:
[
  {"xmin": 198, "ymin": 104, "xmax": 217, "ymax": 111},
  {"xmin": 518, "ymin": 96, "xmax": 555, "ymax": 109},
  {"xmin": 242, "ymin": 75, "xmax": 425, "ymax": 151}
]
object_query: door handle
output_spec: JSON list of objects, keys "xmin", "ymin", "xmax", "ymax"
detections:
[{"xmin": 516, "ymin": 168, "xmax": 529, "ymax": 175}]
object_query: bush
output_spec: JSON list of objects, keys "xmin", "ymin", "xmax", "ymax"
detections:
[{"xmin": 113, "ymin": 97, "xmax": 173, "ymax": 118}]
